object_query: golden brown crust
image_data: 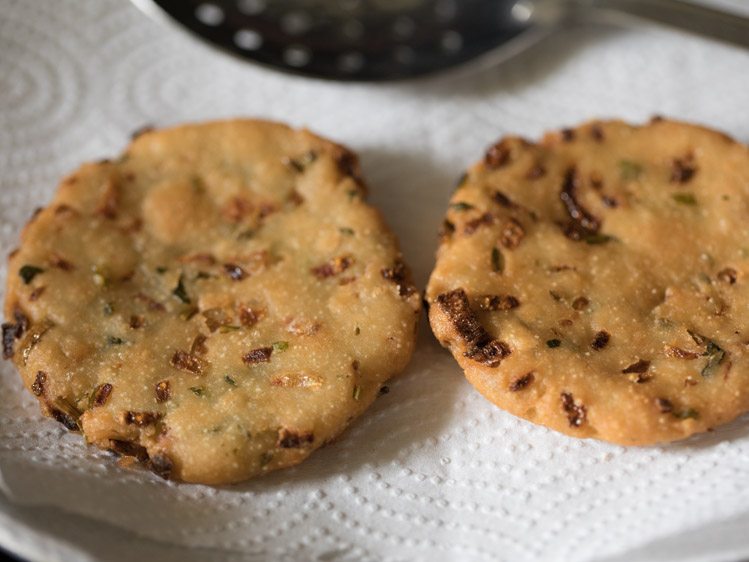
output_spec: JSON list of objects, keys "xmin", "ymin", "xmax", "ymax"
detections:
[
  {"xmin": 4, "ymin": 119, "xmax": 420, "ymax": 484},
  {"xmin": 427, "ymin": 118, "xmax": 749, "ymax": 446}
]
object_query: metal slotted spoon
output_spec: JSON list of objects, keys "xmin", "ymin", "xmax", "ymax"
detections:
[{"xmin": 131, "ymin": 0, "xmax": 749, "ymax": 81}]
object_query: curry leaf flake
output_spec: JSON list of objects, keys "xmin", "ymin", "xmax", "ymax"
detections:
[
  {"xmin": 701, "ymin": 341, "xmax": 725, "ymax": 377},
  {"xmin": 19, "ymin": 265, "xmax": 44, "ymax": 285},
  {"xmin": 491, "ymin": 247, "xmax": 504, "ymax": 273},
  {"xmin": 450, "ymin": 201, "xmax": 474, "ymax": 212},
  {"xmin": 172, "ymin": 274, "xmax": 191, "ymax": 304}
]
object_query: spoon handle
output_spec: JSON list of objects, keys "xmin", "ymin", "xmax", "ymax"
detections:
[{"xmin": 591, "ymin": 0, "xmax": 749, "ymax": 49}]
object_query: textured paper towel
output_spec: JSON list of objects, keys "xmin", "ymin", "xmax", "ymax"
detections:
[{"xmin": 1, "ymin": 1, "xmax": 749, "ymax": 561}]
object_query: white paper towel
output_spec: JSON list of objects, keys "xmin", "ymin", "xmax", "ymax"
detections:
[{"xmin": 1, "ymin": 1, "xmax": 749, "ymax": 561}]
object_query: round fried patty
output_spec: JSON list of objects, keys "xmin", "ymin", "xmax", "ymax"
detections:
[
  {"xmin": 427, "ymin": 118, "xmax": 749, "ymax": 445},
  {"xmin": 3, "ymin": 120, "xmax": 420, "ymax": 484}
]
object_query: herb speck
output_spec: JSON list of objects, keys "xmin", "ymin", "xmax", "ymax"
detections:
[
  {"xmin": 674, "ymin": 407, "xmax": 700, "ymax": 420},
  {"xmin": 272, "ymin": 341, "xmax": 289, "ymax": 352},
  {"xmin": 619, "ymin": 160, "xmax": 642, "ymax": 181},
  {"xmin": 673, "ymin": 193, "xmax": 697, "ymax": 206},
  {"xmin": 584, "ymin": 233, "xmax": 616, "ymax": 245}
]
